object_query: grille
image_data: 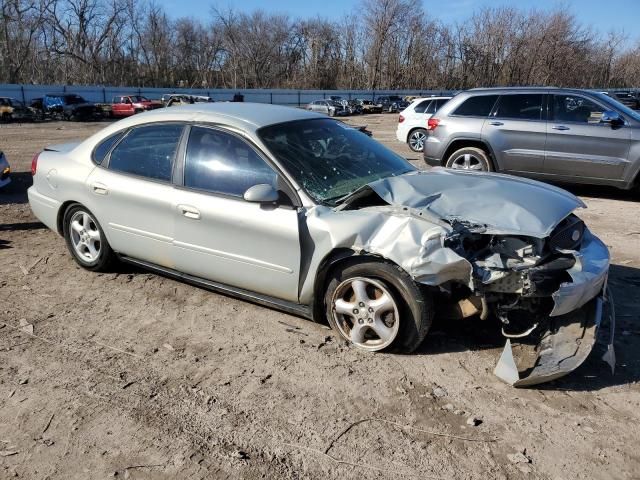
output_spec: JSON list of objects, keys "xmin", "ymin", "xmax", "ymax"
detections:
[{"xmin": 549, "ymin": 215, "xmax": 585, "ymax": 251}]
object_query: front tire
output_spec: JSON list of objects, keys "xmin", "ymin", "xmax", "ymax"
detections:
[
  {"xmin": 325, "ymin": 260, "xmax": 433, "ymax": 353},
  {"xmin": 445, "ymin": 147, "xmax": 492, "ymax": 171},
  {"xmin": 63, "ymin": 204, "xmax": 115, "ymax": 271}
]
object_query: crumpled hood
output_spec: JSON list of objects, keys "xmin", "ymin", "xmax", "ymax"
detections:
[{"xmin": 362, "ymin": 169, "xmax": 585, "ymax": 238}]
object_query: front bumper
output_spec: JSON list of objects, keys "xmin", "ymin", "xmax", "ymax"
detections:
[{"xmin": 494, "ymin": 229, "xmax": 612, "ymax": 387}]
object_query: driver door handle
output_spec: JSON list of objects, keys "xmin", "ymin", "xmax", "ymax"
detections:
[
  {"xmin": 552, "ymin": 125, "xmax": 570, "ymax": 131},
  {"xmin": 488, "ymin": 121, "xmax": 504, "ymax": 126},
  {"xmin": 178, "ymin": 204, "xmax": 200, "ymax": 220},
  {"xmin": 91, "ymin": 182, "xmax": 109, "ymax": 195}
]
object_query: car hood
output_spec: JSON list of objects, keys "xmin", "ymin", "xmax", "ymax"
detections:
[{"xmin": 345, "ymin": 168, "xmax": 585, "ymax": 238}]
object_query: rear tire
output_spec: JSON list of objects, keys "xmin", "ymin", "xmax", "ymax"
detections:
[
  {"xmin": 445, "ymin": 146, "xmax": 493, "ymax": 172},
  {"xmin": 325, "ymin": 259, "xmax": 433, "ymax": 353},
  {"xmin": 63, "ymin": 204, "xmax": 115, "ymax": 272}
]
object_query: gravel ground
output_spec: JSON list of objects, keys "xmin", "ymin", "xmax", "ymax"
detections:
[{"xmin": 1, "ymin": 114, "xmax": 639, "ymax": 480}]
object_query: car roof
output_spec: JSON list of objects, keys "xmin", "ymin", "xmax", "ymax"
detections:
[
  {"xmin": 101, "ymin": 102, "xmax": 325, "ymax": 133},
  {"xmin": 465, "ymin": 87, "xmax": 598, "ymax": 95}
]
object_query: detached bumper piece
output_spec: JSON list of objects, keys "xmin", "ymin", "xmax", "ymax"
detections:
[{"xmin": 495, "ymin": 295, "xmax": 609, "ymax": 387}]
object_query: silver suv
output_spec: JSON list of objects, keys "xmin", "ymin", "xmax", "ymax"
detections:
[{"xmin": 423, "ymin": 87, "xmax": 640, "ymax": 191}]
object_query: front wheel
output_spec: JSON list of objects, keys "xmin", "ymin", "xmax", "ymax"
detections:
[
  {"xmin": 407, "ymin": 128, "xmax": 427, "ymax": 152},
  {"xmin": 445, "ymin": 147, "xmax": 492, "ymax": 171},
  {"xmin": 63, "ymin": 204, "xmax": 115, "ymax": 271},
  {"xmin": 325, "ymin": 260, "xmax": 433, "ymax": 353}
]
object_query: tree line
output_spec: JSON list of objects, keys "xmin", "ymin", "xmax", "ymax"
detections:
[{"xmin": 1, "ymin": 0, "xmax": 639, "ymax": 90}]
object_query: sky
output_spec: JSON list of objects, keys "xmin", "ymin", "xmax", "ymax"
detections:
[{"xmin": 159, "ymin": 0, "xmax": 640, "ymax": 44}]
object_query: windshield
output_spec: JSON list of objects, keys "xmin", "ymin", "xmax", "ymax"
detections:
[
  {"xmin": 258, "ymin": 118, "xmax": 415, "ymax": 205},
  {"xmin": 593, "ymin": 92, "xmax": 640, "ymax": 122}
]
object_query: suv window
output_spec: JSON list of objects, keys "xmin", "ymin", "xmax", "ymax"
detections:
[
  {"xmin": 184, "ymin": 126, "xmax": 277, "ymax": 197},
  {"xmin": 493, "ymin": 94, "xmax": 544, "ymax": 120},
  {"xmin": 414, "ymin": 100, "xmax": 431, "ymax": 114},
  {"xmin": 108, "ymin": 124, "xmax": 183, "ymax": 181},
  {"xmin": 93, "ymin": 132, "xmax": 125, "ymax": 164},
  {"xmin": 553, "ymin": 95, "xmax": 604, "ymax": 124},
  {"xmin": 453, "ymin": 95, "xmax": 499, "ymax": 117}
]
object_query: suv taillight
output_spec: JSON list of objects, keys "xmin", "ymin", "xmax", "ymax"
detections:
[
  {"xmin": 427, "ymin": 117, "xmax": 440, "ymax": 131},
  {"xmin": 398, "ymin": 114, "xmax": 404, "ymax": 123},
  {"xmin": 31, "ymin": 152, "xmax": 40, "ymax": 176}
]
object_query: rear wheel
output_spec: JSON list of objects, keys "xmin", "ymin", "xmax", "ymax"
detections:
[
  {"xmin": 63, "ymin": 204, "xmax": 115, "ymax": 271},
  {"xmin": 325, "ymin": 260, "xmax": 433, "ymax": 353},
  {"xmin": 407, "ymin": 128, "xmax": 427, "ymax": 152},
  {"xmin": 445, "ymin": 146, "xmax": 492, "ymax": 172}
]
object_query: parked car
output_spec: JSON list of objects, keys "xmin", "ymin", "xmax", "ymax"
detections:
[
  {"xmin": 306, "ymin": 100, "xmax": 347, "ymax": 116},
  {"xmin": 354, "ymin": 99, "xmax": 383, "ymax": 114},
  {"xmin": 608, "ymin": 91, "xmax": 640, "ymax": 110},
  {"xmin": 0, "ymin": 151, "xmax": 10, "ymax": 188},
  {"xmin": 111, "ymin": 95, "xmax": 163, "ymax": 117},
  {"xmin": 396, "ymin": 96, "xmax": 451, "ymax": 152},
  {"xmin": 423, "ymin": 87, "xmax": 640, "ymax": 191},
  {"xmin": 40, "ymin": 93, "xmax": 98, "ymax": 120},
  {"xmin": 162, "ymin": 94, "xmax": 214, "ymax": 107},
  {"xmin": 376, "ymin": 95, "xmax": 409, "ymax": 113},
  {"xmin": 0, "ymin": 97, "xmax": 35, "ymax": 122},
  {"xmin": 27, "ymin": 103, "xmax": 610, "ymax": 386},
  {"xmin": 347, "ymin": 99, "xmax": 364, "ymax": 115}
]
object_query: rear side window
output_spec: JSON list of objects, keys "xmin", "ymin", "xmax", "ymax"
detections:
[
  {"xmin": 92, "ymin": 132, "xmax": 124, "ymax": 164},
  {"xmin": 493, "ymin": 94, "xmax": 544, "ymax": 120},
  {"xmin": 414, "ymin": 100, "xmax": 431, "ymax": 113},
  {"xmin": 184, "ymin": 126, "xmax": 277, "ymax": 197},
  {"xmin": 453, "ymin": 95, "xmax": 499, "ymax": 117},
  {"xmin": 434, "ymin": 99, "xmax": 448, "ymax": 111},
  {"xmin": 108, "ymin": 124, "xmax": 183, "ymax": 181}
]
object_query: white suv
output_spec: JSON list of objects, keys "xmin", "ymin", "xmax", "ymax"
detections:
[{"xmin": 396, "ymin": 97, "xmax": 450, "ymax": 152}]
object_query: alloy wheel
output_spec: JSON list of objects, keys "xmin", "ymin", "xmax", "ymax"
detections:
[
  {"xmin": 450, "ymin": 153, "xmax": 486, "ymax": 171},
  {"xmin": 409, "ymin": 131, "xmax": 427, "ymax": 151},
  {"xmin": 69, "ymin": 211, "xmax": 102, "ymax": 263}
]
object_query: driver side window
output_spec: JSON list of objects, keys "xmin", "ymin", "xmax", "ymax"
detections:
[
  {"xmin": 184, "ymin": 126, "xmax": 277, "ymax": 197},
  {"xmin": 553, "ymin": 95, "xmax": 604, "ymax": 124}
]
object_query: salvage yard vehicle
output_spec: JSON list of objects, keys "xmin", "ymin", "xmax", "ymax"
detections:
[
  {"xmin": 306, "ymin": 100, "xmax": 347, "ymax": 117},
  {"xmin": 111, "ymin": 95, "xmax": 162, "ymax": 117},
  {"xmin": 354, "ymin": 99, "xmax": 383, "ymax": 114},
  {"xmin": 162, "ymin": 94, "xmax": 214, "ymax": 107},
  {"xmin": 0, "ymin": 97, "xmax": 35, "ymax": 122},
  {"xmin": 28, "ymin": 103, "xmax": 611, "ymax": 386},
  {"xmin": 0, "ymin": 151, "xmax": 10, "ymax": 188},
  {"xmin": 376, "ymin": 95, "xmax": 409, "ymax": 113},
  {"xmin": 35, "ymin": 93, "xmax": 99, "ymax": 120},
  {"xmin": 397, "ymin": 96, "xmax": 450, "ymax": 152},
  {"xmin": 424, "ymin": 87, "xmax": 640, "ymax": 192}
]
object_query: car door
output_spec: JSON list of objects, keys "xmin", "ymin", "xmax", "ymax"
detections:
[
  {"xmin": 544, "ymin": 93, "xmax": 631, "ymax": 180},
  {"xmin": 172, "ymin": 125, "xmax": 301, "ymax": 302},
  {"xmin": 482, "ymin": 93, "xmax": 547, "ymax": 174},
  {"xmin": 86, "ymin": 123, "xmax": 184, "ymax": 267}
]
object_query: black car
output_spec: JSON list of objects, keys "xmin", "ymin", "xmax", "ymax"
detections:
[
  {"xmin": 41, "ymin": 93, "xmax": 99, "ymax": 120},
  {"xmin": 609, "ymin": 91, "xmax": 640, "ymax": 110},
  {"xmin": 375, "ymin": 95, "xmax": 410, "ymax": 113}
]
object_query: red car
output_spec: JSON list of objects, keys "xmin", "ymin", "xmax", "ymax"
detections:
[{"xmin": 111, "ymin": 95, "xmax": 162, "ymax": 117}]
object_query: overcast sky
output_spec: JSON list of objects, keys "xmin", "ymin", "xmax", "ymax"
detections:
[{"xmin": 157, "ymin": 0, "xmax": 639, "ymax": 44}]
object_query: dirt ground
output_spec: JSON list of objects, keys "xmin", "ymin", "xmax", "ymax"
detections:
[{"xmin": 1, "ymin": 113, "xmax": 639, "ymax": 480}]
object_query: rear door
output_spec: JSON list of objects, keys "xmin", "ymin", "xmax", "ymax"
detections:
[
  {"xmin": 86, "ymin": 123, "xmax": 184, "ymax": 267},
  {"xmin": 483, "ymin": 93, "xmax": 547, "ymax": 173},
  {"xmin": 172, "ymin": 125, "xmax": 301, "ymax": 302},
  {"xmin": 544, "ymin": 93, "xmax": 631, "ymax": 180}
]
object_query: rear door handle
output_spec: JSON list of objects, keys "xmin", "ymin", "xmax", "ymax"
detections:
[
  {"xmin": 552, "ymin": 125, "xmax": 570, "ymax": 131},
  {"xmin": 488, "ymin": 121, "xmax": 504, "ymax": 126},
  {"xmin": 91, "ymin": 182, "xmax": 108, "ymax": 195},
  {"xmin": 178, "ymin": 204, "xmax": 200, "ymax": 220}
]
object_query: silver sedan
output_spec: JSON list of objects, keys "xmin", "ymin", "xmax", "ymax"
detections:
[{"xmin": 28, "ymin": 103, "xmax": 611, "ymax": 386}]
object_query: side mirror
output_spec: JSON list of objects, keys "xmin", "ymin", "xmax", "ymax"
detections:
[
  {"xmin": 243, "ymin": 184, "xmax": 278, "ymax": 204},
  {"xmin": 601, "ymin": 110, "xmax": 623, "ymax": 126}
]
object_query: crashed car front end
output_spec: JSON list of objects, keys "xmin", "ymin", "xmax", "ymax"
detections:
[{"xmin": 301, "ymin": 169, "xmax": 611, "ymax": 386}]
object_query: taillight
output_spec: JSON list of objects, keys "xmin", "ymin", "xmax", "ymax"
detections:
[
  {"xmin": 31, "ymin": 152, "xmax": 40, "ymax": 176},
  {"xmin": 398, "ymin": 114, "xmax": 405, "ymax": 123},
  {"xmin": 427, "ymin": 117, "xmax": 440, "ymax": 131}
]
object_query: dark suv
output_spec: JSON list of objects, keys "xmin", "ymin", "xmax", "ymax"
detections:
[
  {"xmin": 376, "ymin": 95, "xmax": 409, "ymax": 113},
  {"xmin": 423, "ymin": 87, "xmax": 640, "ymax": 191}
]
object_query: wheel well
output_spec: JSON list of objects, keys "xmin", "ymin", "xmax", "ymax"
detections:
[
  {"xmin": 56, "ymin": 201, "xmax": 80, "ymax": 235},
  {"xmin": 442, "ymin": 140, "xmax": 496, "ymax": 170},
  {"xmin": 406, "ymin": 127, "xmax": 427, "ymax": 142}
]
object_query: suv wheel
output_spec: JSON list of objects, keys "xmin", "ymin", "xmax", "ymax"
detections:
[
  {"xmin": 408, "ymin": 129, "xmax": 427, "ymax": 152},
  {"xmin": 325, "ymin": 260, "xmax": 433, "ymax": 353},
  {"xmin": 445, "ymin": 147, "xmax": 492, "ymax": 171}
]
